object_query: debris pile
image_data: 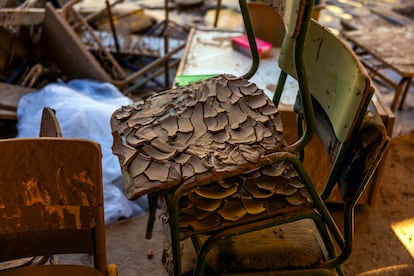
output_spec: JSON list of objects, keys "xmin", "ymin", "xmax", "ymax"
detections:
[{"xmin": 0, "ymin": 0, "xmax": 218, "ymax": 124}]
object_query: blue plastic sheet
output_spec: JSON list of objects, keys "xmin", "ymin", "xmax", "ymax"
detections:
[{"xmin": 17, "ymin": 79, "xmax": 147, "ymax": 224}]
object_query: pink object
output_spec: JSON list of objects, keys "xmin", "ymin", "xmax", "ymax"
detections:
[{"xmin": 231, "ymin": 34, "xmax": 272, "ymax": 58}]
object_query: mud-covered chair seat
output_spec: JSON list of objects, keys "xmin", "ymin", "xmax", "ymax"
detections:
[{"xmin": 111, "ymin": 74, "xmax": 285, "ymax": 202}]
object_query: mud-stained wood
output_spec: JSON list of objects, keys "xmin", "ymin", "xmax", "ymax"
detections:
[
  {"xmin": 0, "ymin": 138, "xmax": 104, "ymax": 263},
  {"xmin": 0, "ymin": 139, "xmax": 101, "ymax": 233}
]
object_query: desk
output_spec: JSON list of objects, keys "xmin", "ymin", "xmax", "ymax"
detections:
[
  {"xmin": 174, "ymin": 27, "xmax": 394, "ymax": 205},
  {"xmin": 342, "ymin": 25, "xmax": 414, "ymax": 112},
  {"xmin": 175, "ymin": 28, "xmax": 299, "ymax": 107},
  {"xmin": 175, "ymin": 27, "xmax": 301, "ymax": 143}
]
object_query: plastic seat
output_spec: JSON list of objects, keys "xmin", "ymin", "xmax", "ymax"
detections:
[
  {"xmin": 110, "ymin": 0, "xmax": 390, "ymax": 275},
  {"xmin": 0, "ymin": 110, "xmax": 117, "ymax": 275}
]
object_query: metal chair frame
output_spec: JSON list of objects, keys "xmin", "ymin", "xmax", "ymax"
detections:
[{"xmin": 111, "ymin": 0, "xmax": 390, "ymax": 275}]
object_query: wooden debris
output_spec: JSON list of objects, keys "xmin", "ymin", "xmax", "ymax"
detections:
[{"xmin": 0, "ymin": 83, "xmax": 35, "ymax": 120}]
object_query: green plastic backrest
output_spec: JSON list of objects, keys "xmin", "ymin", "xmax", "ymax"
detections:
[
  {"xmin": 278, "ymin": 20, "xmax": 372, "ymax": 143},
  {"xmin": 265, "ymin": 0, "xmax": 307, "ymax": 38}
]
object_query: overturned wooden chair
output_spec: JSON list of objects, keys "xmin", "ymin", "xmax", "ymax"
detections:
[
  {"xmin": 0, "ymin": 108, "xmax": 117, "ymax": 276},
  {"xmin": 110, "ymin": 0, "xmax": 390, "ymax": 275}
]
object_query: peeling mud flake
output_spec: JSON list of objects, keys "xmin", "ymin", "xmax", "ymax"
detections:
[
  {"xmin": 143, "ymin": 161, "xmax": 171, "ymax": 182},
  {"xmin": 217, "ymin": 199, "xmax": 247, "ymax": 222},
  {"xmin": 128, "ymin": 154, "xmax": 151, "ymax": 178}
]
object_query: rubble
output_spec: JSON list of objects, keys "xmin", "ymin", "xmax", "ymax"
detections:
[{"xmin": 0, "ymin": 0, "xmax": 219, "ymax": 121}]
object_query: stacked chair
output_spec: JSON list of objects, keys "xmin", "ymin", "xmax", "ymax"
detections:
[{"xmin": 111, "ymin": 0, "xmax": 390, "ymax": 275}]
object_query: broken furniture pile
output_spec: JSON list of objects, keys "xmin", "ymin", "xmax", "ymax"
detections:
[{"xmin": 0, "ymin": 0, "xmax": 196, "ymax": 126}]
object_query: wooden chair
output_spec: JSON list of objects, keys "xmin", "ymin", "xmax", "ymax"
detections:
[
  {"xmin": 110, "ymin": 1, "xmax": 390, "ymax": 275},
  {"xmin": 0, "ymin": 110, "xmax": 117, "ymax": 275}
]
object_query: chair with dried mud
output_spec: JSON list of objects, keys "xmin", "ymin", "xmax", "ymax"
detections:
[
  {"xmin": 110, "ymin": 0, "xmax": 390, "ymax": 275},
  {"xmin": 0, "ymin": 108, "xmax": 117, "ymax": 276}
]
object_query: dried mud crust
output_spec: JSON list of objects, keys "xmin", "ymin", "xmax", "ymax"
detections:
[{"xmin": 111, "ymin": 74, "xmax": 283, "ymax": 200}]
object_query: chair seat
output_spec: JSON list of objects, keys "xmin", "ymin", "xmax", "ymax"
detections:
[
  {"xmin": 174, "ymin": 160, "xmax": 313, "ymax": 239},
  {"xmin": 204, "ymin": 219, "xmax": 328, "ymax": 273},
  {"xmin": 0, "ymin": 264, "xmax": 104, "ymax": 276},
  {"xmin": 111, "ymin": 74, "xmax": 284, "ymax": 200}
]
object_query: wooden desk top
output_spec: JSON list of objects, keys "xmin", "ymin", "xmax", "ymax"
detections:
[
  {"xmin": 175, "ymin": 27, "xmax": 300, "ymax": 110},
  {"xmin": 342, "ymin": 25, "xmax": 414, "ymax": 77}
]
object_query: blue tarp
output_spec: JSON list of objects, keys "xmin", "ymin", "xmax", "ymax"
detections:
[{"xmin": 17, "ymin": 79, "xmax": 147, "ymax": 224}]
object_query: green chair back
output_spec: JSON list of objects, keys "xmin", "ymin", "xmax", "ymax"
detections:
[
  {"xmin": 278, "ymin": 20, "xmax": 377, "ymax": 200},
  {"xmin": 278, "ymin": 21, "xmax": 373, "ymax": 143}
]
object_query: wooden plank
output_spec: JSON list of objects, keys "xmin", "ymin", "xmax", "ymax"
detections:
[
  {"xmin": 40, "ymin": 3, "xmax": 112, "ymax": 83},
  {"xmin": 370, "ymin": 6, "xmax": 414, "ymax": 26},
  {"xmin": 0, "ymin": 83, "xmax": 35, "ymax": 120},
  {"xmin": 0, "ymin": 83, "xmax": 35, "ymax": 111},
  {"xmin": 0, "ymin": 109, "xmax": 17, "ymax": 120},
  {"xmin": 0, "ymin": 8, "xmax": 48, "ymax": 26}
]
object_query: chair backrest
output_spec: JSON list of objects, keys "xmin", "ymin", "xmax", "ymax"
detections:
[
  {"xmin": 39, "ymin": 107, "xmax": 62, "ymax": 138},
  {"xmin": 279, "ymin": 20, "xmax": 373, "ymax": 143},
  {"xmin": 278, "ymin": 20, "xmax": 379, "ymax": 201},
  {"xmin": 0, "ymin": 138, "xmax": 107, "ymax": 273}
]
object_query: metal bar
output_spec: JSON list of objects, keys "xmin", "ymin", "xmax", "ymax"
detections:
[{"xmin": 105, "ymin": 0, "xmax": 121, "ymax": 55}]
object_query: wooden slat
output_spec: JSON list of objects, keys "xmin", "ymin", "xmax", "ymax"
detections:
[
  {"xmin": 40, "ymin": 3, "xmax": 112, "ymax": 83},
  {"xmin": 0, "ymin": 83, "xmax": 35, "ymax": 120},
  {"xmin": 0, "ymin": 8, "xmax": 48, "ymax": 26},
  {"xmin": 0, "ymin": 83, "xmax": 34, "ymax": 111}
]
